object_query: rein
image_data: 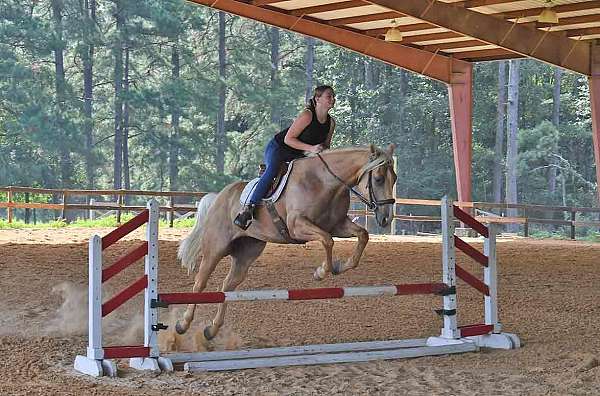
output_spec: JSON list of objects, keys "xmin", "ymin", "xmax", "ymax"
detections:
[{"xmin": 316, "ymin": 153, "xmax": 395, "ymax": 211}]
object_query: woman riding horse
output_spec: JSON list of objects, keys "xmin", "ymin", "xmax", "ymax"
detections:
[
  {"xmin": 234, "ymin": 85, "xmax": 337, "ymax": 230},
  {"xmin": 176, "ymin": 143, "xmax": 397, "ymax": 341}
]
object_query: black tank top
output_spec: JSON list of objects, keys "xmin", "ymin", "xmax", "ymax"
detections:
[{"xmin": 274, "ymin": 109, "xmax": 330, "ymax": 156}]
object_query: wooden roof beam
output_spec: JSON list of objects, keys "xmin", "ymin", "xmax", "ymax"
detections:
[
  {"xmin": 423, "ymin": 39, "xmax": 488, "ymax": 52},
  {"xmin": 250, "ymin": 0, "xmax": 282, "ymax": 5},
  {"xmin": 386, "ymin": 31, "xmax": 463, "ymax": 44},
  {"xmin": 364, "ymin": 23, "xmax": 437, "ymax": 36},
  {"xmin": 321, "ymin": 3, "xmax": 600, "ymax": 31},
  {"xmin": 566, "ymin": 26, "xmax": 600, "ymax": 37},
  {"xmin": 370, "ymin": 24, "xmax": 600, "ymax": 45},
  {"xmin": 366, "ymin": 0, "xmax": 590, "ymax": 75},
  {"xmin": 327, "ymin": 1, "xmax": 600, "ymax": 26},
  {"xmin": 464, "ymin": 53, "xmax": 525, "ymax": 62},
  {"xmin": 455, "ymin": 0, "xmax": 523, "ymax": 8},
  {"xmin": 187, "ymin": 0, "xmax": 471, "ymax": 84}
]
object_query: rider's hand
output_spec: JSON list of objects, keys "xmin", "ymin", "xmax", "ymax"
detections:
[{"xmin": 310, "ymin": 144, "xmax": 324, "ymax": 153}]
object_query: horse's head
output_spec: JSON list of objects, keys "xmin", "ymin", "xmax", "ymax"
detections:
[{"xmin": 356, "ymin": 144, "xmax": 397, "ymax": 228}]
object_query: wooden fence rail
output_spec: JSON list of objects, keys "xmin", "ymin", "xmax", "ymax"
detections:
[{"xmin": 1, "ymin": 186, "xmax": 600, "ymax": 239}]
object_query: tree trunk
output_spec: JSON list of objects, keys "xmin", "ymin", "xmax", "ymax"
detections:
[
  {"xmin": 548, "ymin": 67, "xmax": 563, "ymax": 197},
  {"xmin": 305, "ymin": 37, "xmax": 315, "ymax": 104},
  {"xmin": 122, "ymin": 46, "xmax": 130, "ymax": 194},
  {"xmin": 364, "ymin": 59, "xmax": 375, "ymax": 90},
  {"xmin": 113, "ymin": 1, "xmax": 124, "ymax": 190},
  {"xmin": 216, "ymin": 12, "xmax": 226, "ymax": 174},
  {"xmin": 506, "ymin": 59, "xmax": 520, "ymax": 232},
  {"xmin": 169, "ymin": 40, "xmax": 180, "ymax": 192},
  {"xmin": 83, "ymin": 0, "xmax": 96, "ymax": 189},
  {"xmin": 51, "ymin": 0, "xmax": 71, "ymax": 188},
  {"xmin": 493, "ymin": 61, "xmax": 507, "ymax": 203},
  {"xmin": 269, "ymin": 27, "xmax": 280, "ymax": 127}
]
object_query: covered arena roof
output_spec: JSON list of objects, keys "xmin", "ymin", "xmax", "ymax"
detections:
[{"xmin": 189, "ymin": 0, "xmax": 600, "ymax": 83}]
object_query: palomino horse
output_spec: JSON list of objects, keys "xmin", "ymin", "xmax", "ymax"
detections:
[{"xmin": 176, "ymin": 144, "xmax": 397, "ymax": 340}]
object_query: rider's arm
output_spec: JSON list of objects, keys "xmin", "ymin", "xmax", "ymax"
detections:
[
  {"xmin": 284, "ymin": 110, "xmax": 317, "ymax": 152},
  {"xmin": 324, "ymin": 117, "xmax": 335, "ymax": 149}
]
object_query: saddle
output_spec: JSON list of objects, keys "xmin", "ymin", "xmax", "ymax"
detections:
[
  {"xmin": 239, "ymin": 160, "xmax": 302, "ymax": 244},
  {"xmin": 239, "ymin": 160, "xmax": 296, "ymax": 206},
  {"xmin": 259, "ymin": 162, "xmax": 287, "ymax": 197}
]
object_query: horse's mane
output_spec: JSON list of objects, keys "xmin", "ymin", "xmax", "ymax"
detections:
[{"xmin": 319, "ymin": 145, "xmax": 392, "ymax": 180}]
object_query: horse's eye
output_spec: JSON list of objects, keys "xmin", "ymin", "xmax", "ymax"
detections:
[{"xmin": 374, "ymin": 175, "xmax": 384, "ymax": 184}]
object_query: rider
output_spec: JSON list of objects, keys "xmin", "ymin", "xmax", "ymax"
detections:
[{"xmin": 234, "ymin": 85, "xmax": 337, "ymax": 230}]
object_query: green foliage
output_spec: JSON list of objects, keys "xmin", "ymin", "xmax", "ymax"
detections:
[
  {"xmin": 583, "ymin": 232, "xmax": 600, "ymax": 243},
  {"xmin": 0, "ymin": 0, "xmax": 597, "ymax": 214},
  {"xmin": 0, "ymin": 219, "xmax": 27, "ymax": 229}
]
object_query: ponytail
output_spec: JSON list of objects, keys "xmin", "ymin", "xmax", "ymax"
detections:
[{"xmin": 306, "ymin": 97, "xmax": 316, "ymax": 112}]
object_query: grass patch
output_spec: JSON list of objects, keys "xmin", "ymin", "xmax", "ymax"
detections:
[
  {"xmin": 528, "ymin": 230, "xmax": 567, "ymax": 240},
  {"xmin": 0, "ymin": 219, "xmax": 27, "ymax": 229},
  {"xmin": 582, "ymin": 232, "xmax": 600, "ymax": 242},
  {"xmin": 0, "ymin": 213, "xmax": 196, "ymax": 229}
]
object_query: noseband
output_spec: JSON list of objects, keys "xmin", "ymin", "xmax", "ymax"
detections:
[{"xmin": 316, "ymin": 153, "xmax": 395, "ymax": 212}]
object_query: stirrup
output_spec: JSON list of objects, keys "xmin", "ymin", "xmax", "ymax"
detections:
[{"xmin": 234, "ymin": 205, "xmax": 254, "ymax": 230}]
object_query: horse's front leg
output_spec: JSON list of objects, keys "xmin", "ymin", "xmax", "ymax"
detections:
[
  {"xmin": 289, "ymin": 215, "xmax": 334, "ymax": 280},
  {"xmin": 330, "ymin": 216, "xmax": 369, "ymax": 276}
]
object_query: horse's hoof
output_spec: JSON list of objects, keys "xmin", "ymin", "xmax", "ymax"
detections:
[
  {"xmin": 313, "ymin": 267, "xmax": 326, "ymax": 281},
  {"xmin": 175, "ymin": 321, "xmax": 187, "ymax": 335},
  {"xmin": 331, "ymin": 260, "xmax": 342, "ymax": 275},
  {"xmin": 203, "ymin": 326, "xmax": 216, "ymax": 341}
]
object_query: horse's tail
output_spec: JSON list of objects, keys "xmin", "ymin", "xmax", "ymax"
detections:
[{"xmin": 178, "ymin": 192, "xmax": 217, "ymax": 274}]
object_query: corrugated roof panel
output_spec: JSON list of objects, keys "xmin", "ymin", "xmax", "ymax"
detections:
[
  {"xmin": 272, "ymin": 0, "xmax": 349, "ymax": 11},
  {"xmin": 349, "ymin": 16, "xmax": 423, "ymax": 30},
  {"xmin": 413, "ymin": 36, "xmax": 476, "ymax": 46},
  {"xmin": 310, "ymin": 5, "xmax": 390, "ymax": 20},
  {"xmin": 474, "ymin": 0, "xmax": 592, "ymax": 14},
  {"xmin": 548, "ymin": 21, "xmax": 600, "ymax": 29},
  {"xmin": 401, "ymin": 28, "xmax": 450, "ymax": 37},
  {"xmin": 443, "ymin": 44, "xmax": 499, "ymax": 53}
]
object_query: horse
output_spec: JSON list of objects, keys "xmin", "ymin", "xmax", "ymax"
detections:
[{"xmin": 175, "ymin": 144, "xmax": 397, "ymax": 340}]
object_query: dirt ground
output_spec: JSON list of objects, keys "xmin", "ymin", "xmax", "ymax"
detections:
[{"xmin": 1, "ymin": 227, "xmax": 599, "ymax": 395}]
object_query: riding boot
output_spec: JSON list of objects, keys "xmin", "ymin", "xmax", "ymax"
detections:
[{"xmin": 234, "ymin": 204, "xmax": 255, "ymax": 230}]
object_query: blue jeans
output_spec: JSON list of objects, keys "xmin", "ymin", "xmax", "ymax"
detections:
[{"xmin": 249, "ymin": 139, "xmax": 300, "ymax": 205}]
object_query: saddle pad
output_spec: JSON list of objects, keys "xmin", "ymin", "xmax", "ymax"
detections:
[{"xmin": 240, "ymin": 160, "xmax": 296, "ymax": 205}]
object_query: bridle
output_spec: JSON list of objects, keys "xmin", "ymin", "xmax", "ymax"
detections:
[{"xmin": 316, "ymin": 153, "xmax": 395, "ymax": 212}]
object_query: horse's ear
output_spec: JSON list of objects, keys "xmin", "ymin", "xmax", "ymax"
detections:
[
  {"xmin": 369, "ymin": 144, "xmax": 376, "ymax": 154},
  {"xmin": 387, "ymin": 143, "xmax": 396, "ymax": 155}
]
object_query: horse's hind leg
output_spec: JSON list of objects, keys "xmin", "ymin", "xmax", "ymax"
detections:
[
  {"xmin": 175, "ymin": 248, "xmax": 226, "ymax": 335},
  {"xmin": 204, "ymin": 237, "xmax": 266, "ymax": 340}
]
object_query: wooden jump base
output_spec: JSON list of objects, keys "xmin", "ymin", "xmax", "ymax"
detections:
[
  {"xmin": 74, "ymin": 197, "xmax": 520, "ymax": 377},
  {"xmin": 166, "ymin": 339, "xmax": 478, "ymax": 372}
]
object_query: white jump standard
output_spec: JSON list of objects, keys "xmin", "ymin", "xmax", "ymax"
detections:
[{"xmin": 74, "ymin": 197, "xmax": 519, "ymax": 376}]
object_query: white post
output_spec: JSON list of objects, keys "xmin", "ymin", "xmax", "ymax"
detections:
[
  {"xmin": 145, "ymin": 199, "xmax": 160, "ymax": 355},
  {"xmin": 89, "ymin": 198, "xmax": 95, "ymax": 220},
  {"xmin": 74, "ymin": 235, "xmax": 117, "ymax": 376},
  {"xmin": 87, "ymin": 235, "xmax": 103, "ymax": 359},
  {"xmin": 467, "ymin": 219, "xmax": 521, "ymax": 350},
  {"xmin": 130, "ymin": 199, "xmax": 173, "ymax": 372},
  {"xmin": 440, "ymin": 196, "xmax": 459, "ymax": 339},
  {"xmin": 483, "ymin": 223, "xmax": 500, "ymax": 332}
]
